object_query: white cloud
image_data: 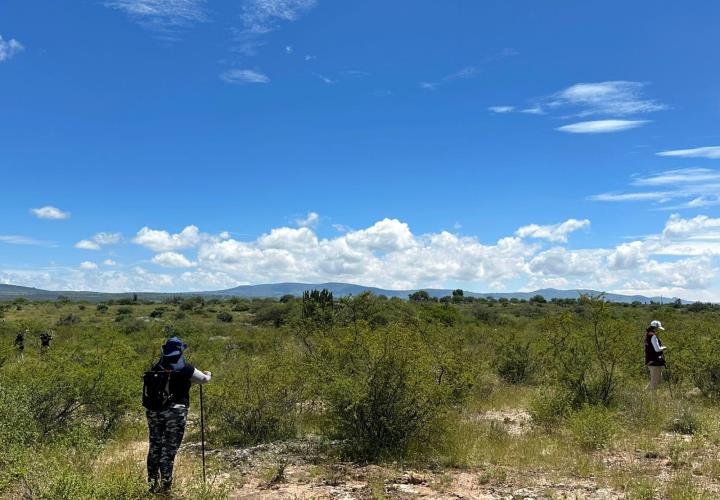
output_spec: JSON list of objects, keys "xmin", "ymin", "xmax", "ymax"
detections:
[
  {"xmin": 489, "ymin": 106, "xmax": 515, "ymax": 113},
  {"xmin": 231, "ymin": 0, "xmax": 317, "ymax": 59},
  {"xmin": 557, "ymin": 119, "xmax": 649, "ymax": 134},
  {"xmin": 295, "ymin": 212, "xmax": 320, "ymax": 228},
  {"xmin": 6, "ymin": 215, "xmax": 720, "ymax": 300},
  {"xmin": 313, "ymin": 72, "xmax": 336, "ymax": 84},
  {"xmin": 657, "ymin": 146, "xmax": 720, "ymax": 160},
  {"xmin": 285, "ymin": 45, "xmax": 293, "ymax": 53},
  {"xmin": 0, "ymin": 35, "xmax": 24, "ymax": 62},
  {"xmin": 75, "ymin": 240, "xmax": 101, "ymax": 251},
  {"xmin": 590, "ymin": 168, "xmax": 720, "ymax": 208},
  {"xmin": 549, "ymin": 81, "xmax": 665, "ymax": 117},
  {"xmin": 74, "ymin": 232, "xmax": 122, "ymax": 250},
  {"xmin": 220, "ymin": 69, "xmax": 270, "ymax": 84},
  {"xmin": 133, "ymin": 225, "xmax": 204, "ymax": 252},
  {"xmin": 516, "ymin": 219, "xmax": 590, "ymax": 243},
  {"xmin": 632, "ymin": 168, "xmax": 720, "ymax": 186},
  {"xmin": 103, "ymin": 259, "xmax": 117, "ymax": 266},
  {"xmin": 152, "ymin": 251, "xmax": 196, "ymax": 268},
  {"xmin": 30, "ymin": 206, "xmax": 70, "ymax": 220},
  {"xmin": 0, "ymin": 235, "xmax": 53, "ymax": 246},
  {"xmin": 104, "ymin": 0, "xmax": 207, "ymax": 29},
  {"xmin": 241, "ymin": 0, "xmax": 318, "ymax": 34}
]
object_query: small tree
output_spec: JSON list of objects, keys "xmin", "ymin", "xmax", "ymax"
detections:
[{"xmin": 409, "ymin": 290, "xmax": 431, "ymax": 303}]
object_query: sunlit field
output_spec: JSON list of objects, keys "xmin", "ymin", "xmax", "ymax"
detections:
[{"xmin": 2, "ymin": 292, "xmax": 720, "ymax": 499}]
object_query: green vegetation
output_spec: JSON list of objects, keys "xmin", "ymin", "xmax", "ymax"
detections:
[{"xmin": 2, "ymin": 292, "xmax": 720, "ymax": 497}]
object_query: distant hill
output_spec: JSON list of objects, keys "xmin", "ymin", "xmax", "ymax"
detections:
[{"xmin": 0, "ymin": 282, "xmax": 690, "ymax": 304}]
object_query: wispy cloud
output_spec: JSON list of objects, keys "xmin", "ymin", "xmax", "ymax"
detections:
[
  {"xmin": 295, "ymin": 211, "xmax": 320, "ymax": 228},
  {"xmin": 632, "ymin": 168, "xmax": 720, "ymax": 186},
  {"xmin": 548, "ymin": 81, "xmax": 666, "ymax": 117},
  {"xmin": 241, "ymin": 0, "xmax": 317, "ymax": 34},
  {"xmin": 231, "ymin": 0, "xmax": 318, "ymax": 57},
  {"xmin": 104, "ymin": 0, "xmax": 208, "ymax": 30},
  {"xmin": 420, "ymin": 66, "xmax": 481, "ymax": 90},
  {"xmin": 220, "ymin": 68, "xmax": 270, "ymax": 84},
  {"xmin": 30, "ymin": 206, "xmax": 71, "ymax": 220},
  {"xmin": 0, "ymin": 35, "xmax": 24, "ymax": 62},
  {"xmin": 312, "ymin": 72, "xmax": 336, "ymax": 84},
  {"xmin": 557, "ymin": 119, "xmax": 649, "ymax": 134},
  {"xmin": 0, "ymin": 235, "xmax": 54, "ymax": 246},
  {"xmin": 421, "ymin": 49, "xmax": 517, "ymax": 90},
  {"xmin": 488, "ymin": 106, "xmax": 515, "ymax": 114},
  {"xmin": 590, "ymin": 168, "xmax": 720, "ymax": 209},
  {"xmin": 494, "ymin": 81, "xmax": 665, "ymax": 123},
  {"xmin": 657, "ymin": 146, "xmax": 720, "ymax": 160}
]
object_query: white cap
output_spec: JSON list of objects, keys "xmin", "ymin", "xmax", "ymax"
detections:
[{"xmin": 650, "ymin": 320, "xmax": 665, "ymax": 330}]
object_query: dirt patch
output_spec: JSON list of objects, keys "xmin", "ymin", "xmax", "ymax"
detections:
[{"xmin": 473, "ymin": 409, "xmax": 532, "ymax": 435}]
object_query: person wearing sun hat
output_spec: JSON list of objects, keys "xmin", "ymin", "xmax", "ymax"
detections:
[
  {"xmin": 644, "ymin": 320, "xmax": 667, "ymax": 391},
  {"xmin": 144, "ymin": 336, "xmax": 212, "ymax": 493}
]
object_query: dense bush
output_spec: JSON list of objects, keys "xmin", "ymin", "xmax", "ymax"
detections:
[
  {"xmin": 492, "ymin": 336, "xmax": 535, "ymax": 384},
  {"xmin": 567, "ymin": 405, "xmax": 617, "ymax": 450},
  {"xmin": 303, "ymin": 321, "xmax": 471, "ymax": 460},
  {"xmin": 207, "ymin": 355, "xmax": 301, "ymax": 446},
  {"xmin": 529, "ymin": 386, "xmax": 572, "ymax": 431},
  {"xmin": 216, "ymin": 311, "xmax": 233, "ymax": 323}
]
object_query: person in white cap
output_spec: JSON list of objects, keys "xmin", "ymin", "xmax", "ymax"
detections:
[{"xmin": 644, "ymin": 320, "xmax": 667, "ymax": 390}]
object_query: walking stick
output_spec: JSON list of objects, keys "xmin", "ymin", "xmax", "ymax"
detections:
[
  {"xmin": 665, "ymin": 360, "xmax": 674, "ymax": 398},
  {"xmin": 199, "ymin": 384, "xmax": 206, "ymax": 484}
]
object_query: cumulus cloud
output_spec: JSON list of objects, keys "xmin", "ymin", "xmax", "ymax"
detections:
[
  {"xmin": 30, "ymin": 206, "xmax": 70, "ymax": 220},
  {"xmin": 0, "ymin": 35, "xmax": 24, "ymax": 62},
  {"xmin": 75, "ymin": 240, "xmax": 101, "ymax": 251},
  {"xmin": 133, "ymin": 225, "xmax": 204, "ymax": 252},
  {"xmin": 556, "ymin": 119, "xmax": 649, "ymax": 134},
  {"xmin": 80, "ymin": 261, "xmax": 98, "ymax": 270},
  {"xmin": 656, "ymin": 146, "xmax": 720, "ymax": 160},
  {"xmin": 152, "ymin": 251, "xmax": 196, "ymax": 268},
  {"xmin": 516, "ymin": 219, "xmax": 590, "ymax": 243},
  {"xmin": 220, "ymin": 69, "xmax": 270, "ymax": 84},
  {"xmin": 5, "ymin": 214, "xmax": 720, "ymax": 300},
  {"xmin": 75, "ymin": 232, "xmax": 122, "ymax": 250}
]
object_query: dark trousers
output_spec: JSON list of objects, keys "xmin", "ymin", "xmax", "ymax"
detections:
[{"xmin": 146, "ymin": 406, "xmax": 188, "ymax": 487}]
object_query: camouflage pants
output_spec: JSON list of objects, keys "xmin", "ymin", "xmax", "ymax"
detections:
[{"xmin": 146, "ymin": 406, "xmax": 188, "ymax": 488}]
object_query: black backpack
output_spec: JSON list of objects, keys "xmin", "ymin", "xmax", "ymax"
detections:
[{"xmin": 142, "ymin": 368, "xmax": 173, "ymax": 411}]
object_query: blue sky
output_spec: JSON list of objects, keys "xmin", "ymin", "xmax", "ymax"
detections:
[{"xmin": 1, "ymin": 1, "xmax": 720, "ymax": 299}]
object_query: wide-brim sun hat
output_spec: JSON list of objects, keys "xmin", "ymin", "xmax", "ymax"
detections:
[{"xmin": 161, "ymin": 336, "xmax": 188, "ymax": 369}]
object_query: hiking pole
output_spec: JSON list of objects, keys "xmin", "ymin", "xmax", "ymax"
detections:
[
  {"xmin": 199, "ymin": 384, "xmax": 206, "ymax": 484},
  {"xmin": 665, "ymin": 361, "xmax": 674, "ymax": 398}
]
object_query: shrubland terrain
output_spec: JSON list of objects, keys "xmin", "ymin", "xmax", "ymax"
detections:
[{"xmin": 1, "ymin": 291, "xmax": 720, "ymax": 499}]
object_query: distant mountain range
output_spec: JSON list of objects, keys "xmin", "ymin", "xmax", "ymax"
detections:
[{"xmin": 0, "ymin": 282, "xmax": 691, "ymax": 304}]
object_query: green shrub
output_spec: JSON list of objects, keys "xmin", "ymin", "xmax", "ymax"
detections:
[
  {"xmin": 492, "ymin": 337, "xmax": 534, "ymax": 384},
  {"xmin": 306, "ymin": 323, "xmax": 471, "ymax": 460},
  {"xmin": 216, "ymin": 311, "xmax": 233, "ymax": 323},
  {"xmin": 529, "ymin": 386, "xmax": 572, "ymax": 431},
  {"xmin": 668, "ymin": 404, "xmax": 702, "ymax": 435},
  {"xmin": 207, "ymin": 355, "xmax": 301, "ymax": 446},
  {"xmin": 567, "ymin": 405, "xmax": 617, "ymax": 451}
]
